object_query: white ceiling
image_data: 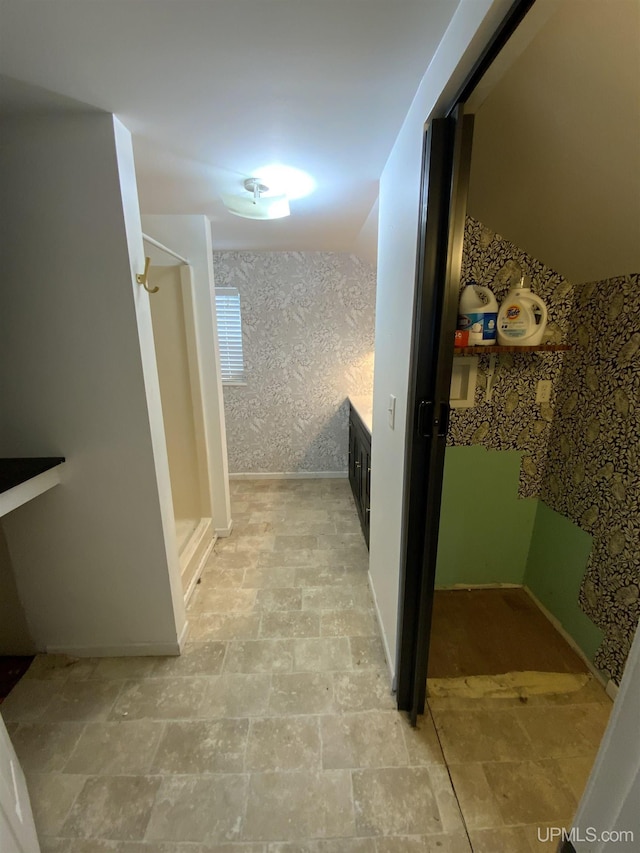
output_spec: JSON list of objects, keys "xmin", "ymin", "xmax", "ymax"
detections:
[{"xmin": 0, "ymin": 0, "xmax": 458, "ymax": 252}]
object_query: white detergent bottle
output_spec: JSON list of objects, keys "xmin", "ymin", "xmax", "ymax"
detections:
[
  {"xmin": 497, "ymin": 276, "xmax": 548, "ymax": 346},
  {"xmin": 458, "ymin": 284, "xmax": 498, "ymax": 345}
]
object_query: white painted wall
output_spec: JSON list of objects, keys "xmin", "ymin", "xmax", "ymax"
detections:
[
  {"xmin": 572, "ymin": 623, "xmax": 640, "ymax": 851},
  {"xmin": 0, "ymin": 112, "xmax": 185, "ymax": 655},
  {"xmin": 141, "ymin": 215, "xmax": 232, "ymax": 536},
  {"xmin": 369, "ymin": 0, "xmax": 513, "ymax": 679}
]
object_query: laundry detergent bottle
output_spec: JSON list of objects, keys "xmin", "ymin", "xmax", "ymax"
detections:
[
  {"xmin": 497, "ymin": 276, "xmax": 548, "ymax": 346},
  {"xmin": 458, "ymin": 284, "xmax": 498, "ymax": 345}
]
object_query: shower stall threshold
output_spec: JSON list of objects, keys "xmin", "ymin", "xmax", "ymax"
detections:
[{"xmin": 180, "ymin": 517, "xmax": 214, "ymax": 605}]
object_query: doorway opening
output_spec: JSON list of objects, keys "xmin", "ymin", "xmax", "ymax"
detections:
[{"xmin": 397, "ymin": 0, "xmax": 639, "ymax": 843}]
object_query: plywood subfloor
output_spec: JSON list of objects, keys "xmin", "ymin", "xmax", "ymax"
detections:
[{"xmin": 428, "ymin": 588, "xmax": 589, "ymax": 679}]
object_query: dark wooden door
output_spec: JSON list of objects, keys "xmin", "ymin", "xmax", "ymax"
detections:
[{"xmin": 396, "ymin": 106, "xmax": 474, "ymax": 724}]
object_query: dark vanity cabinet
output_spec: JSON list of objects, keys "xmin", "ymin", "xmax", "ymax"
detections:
[{"xmin": 348, "ymin": 404, "xmax": 371, "ymax": 548}]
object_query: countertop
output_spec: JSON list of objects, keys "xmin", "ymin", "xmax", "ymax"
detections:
[
  {"xmin": 349, "ymin": 395, "xmax": 373, "ymax": 435},
  {"xmin": 0, "ymin": 457, "xmax": 65, "ymax": 494},
  {"xmin": 0, "ymin": 457, "xmax": 65, "ymax": 518}
]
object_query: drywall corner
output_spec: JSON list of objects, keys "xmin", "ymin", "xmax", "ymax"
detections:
[
  {"xmin": 368, "ymin": 0, "xmax": 513, "ymax": 678},
  {"xmin": 0, "ymin": 111, "xmax": 183, "ymax": 653},
  {"xmin": 524, "ymin": 500, "xmax": 603, "ymax": 663},
  {"xmin": 353, "ymin": 198, "xmax": 379, "ymax": 268}
]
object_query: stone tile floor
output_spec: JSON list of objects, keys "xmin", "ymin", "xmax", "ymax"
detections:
[{"xmin": 1, "ymin": 479, "xmax": 611, "ymax": 852}]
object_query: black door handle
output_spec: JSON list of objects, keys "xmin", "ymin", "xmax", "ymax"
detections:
[{"xmin": 417, "ymin": 400, "xmax": 449, "ymax": 439}]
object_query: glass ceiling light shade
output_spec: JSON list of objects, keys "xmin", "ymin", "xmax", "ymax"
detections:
[{"xmin": 221, "ymin": 178, "xmax": 290, "ymax": 220}]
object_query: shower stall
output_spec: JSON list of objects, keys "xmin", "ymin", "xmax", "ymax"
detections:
[{"xmin": 145, "ymin": 236, "xmax": 214, "ymax": 602}]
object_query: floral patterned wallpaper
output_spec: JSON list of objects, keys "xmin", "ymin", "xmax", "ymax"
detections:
[
  {"xmin": 213, "ymin": 251, "xmax": 375, "ymax": 474},
  {"xmin": 448, "ymin": 217, "xmax": 575, "ymax": 498},
  {"xmin": 452, "ymin": 218, "xmax": 639, "ymax": 683},
  {"xmin": 541, "ymin": 274, "xmax": 640, "ymax": 684}
]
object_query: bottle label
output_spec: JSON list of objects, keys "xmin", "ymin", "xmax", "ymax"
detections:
[
  {"xmin": 500, "ymin": 303, "xmax": 528, "ymax": 338},
  {"xmin": 458, "ymin": 312, "xmax": 497, "ymax": 343}
]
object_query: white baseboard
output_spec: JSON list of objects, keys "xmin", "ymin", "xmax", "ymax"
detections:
[
  {"xmin": 46, "ymin": 641, "xmax": 182, "ymax": 657},
  {"xmin": 182, "ymin": 535, "xmax": 215, "ymax": 607},
  {"xmin": 367, "ymin": 570, "xmax": 395, "ymax": 691},
  {"xmin": 180, "ymin": 519, "xmax": 214, "ymax": 607},
  {"xmin": 229, "ymin": 471, "xmax": 348, "ymax": 480},
  {"xmin": 180, "ymin": 518, "xmax": 212, "ymax": 571},
  {"xmin": 215, "ymin": 520, "xmax": 234, "ymax": 537},
  {"xmin": 523, "ymin": 585, "xmax": 607, "ymax": 687}
]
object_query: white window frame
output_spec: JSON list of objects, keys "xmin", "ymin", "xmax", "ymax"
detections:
[{"xmin": 215, "ymin": 287, "xmax": 246, "ymax": 385}]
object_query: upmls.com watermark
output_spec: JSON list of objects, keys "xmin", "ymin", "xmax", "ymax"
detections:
[{"xmin": 538, "ymin": 827, "xmax": 635, "ymax": 844}]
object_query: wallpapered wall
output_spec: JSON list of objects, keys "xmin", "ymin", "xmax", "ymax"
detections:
[
  {"xmin": 541, "ymin": 274, "xmax": 640, "ymax": 683},
  {"xmin": 451, "ymin": 218, "xmax": 639, "ymax": 682},
  {"xmin": 448, "ymin": 217, "xmax": 574, "ymax": 498},
  {"xmin": 213, "ymin": 251, "xmax": 376, "ymax": 474}
]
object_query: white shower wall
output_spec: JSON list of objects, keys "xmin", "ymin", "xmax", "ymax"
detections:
[
  {"xmin": 149, "ymin": 265, "xmax": 206, "ymax": 549},
  {"xmin": 141, "ymin": 214, "xmax": 232, "ymax": 539}
]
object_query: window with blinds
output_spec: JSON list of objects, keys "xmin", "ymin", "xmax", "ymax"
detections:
[{"xmin": 215, "ymin": 287, "xmax": 246, "ymax": 384}]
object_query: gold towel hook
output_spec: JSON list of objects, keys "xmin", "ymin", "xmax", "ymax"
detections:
[{"xmin": 136, "ymin": 257, "xmax": 158, "ymax": 293}]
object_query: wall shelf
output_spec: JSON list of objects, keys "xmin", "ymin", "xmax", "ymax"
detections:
[{"xmin": 454, "ymin": 344, "xmax": 571, "ymax": 355}]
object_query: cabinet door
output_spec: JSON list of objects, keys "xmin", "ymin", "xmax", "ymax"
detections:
[
  {"xmin": 348, "ymin": 410, "xmax": 371, "ymax": 550},
  {"xmin": 348, "ymin": 419, "xmax": 360, "ymax": 503},
  {"xmin": 359, "ymin": 442, "xmax": 368, "ymax": 510},
  {"xmin": 363, "ymin": 443, "xmax": 371, "ymax": 547}
]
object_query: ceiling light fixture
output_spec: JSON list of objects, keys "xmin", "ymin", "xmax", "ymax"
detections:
[
  {"xmin": 221, "ymin": 178, "xmax": 290, "ymax": 220},
  {"xmin": 253, "ymin": 165, "xmax": 316, "ymax": 201}
]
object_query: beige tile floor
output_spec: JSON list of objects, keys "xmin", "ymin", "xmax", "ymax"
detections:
[
  {"xmin": 1, "ymin": 479, "xmax": 611, "ymax": 852},
  {"xmin": 428, "ymin": 679, "xmax": 611, "ymax": 852}
]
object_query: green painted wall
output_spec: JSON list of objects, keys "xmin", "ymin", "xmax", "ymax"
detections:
[
  {"xmin": 435, "ymin": 446, "xmax": 538, "ymax": 587},
  {"xmin": 524, "ymin": 501, "xmax": 603, "ymax": 663},
  {"xmin": 436, "ymin": 447, "xmax": 602, "ymax": 666}
]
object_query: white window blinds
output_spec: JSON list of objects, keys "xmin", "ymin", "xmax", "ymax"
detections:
[{"xmin": 215, "ymin": 287, "xmax": 246, "ymax": 384}]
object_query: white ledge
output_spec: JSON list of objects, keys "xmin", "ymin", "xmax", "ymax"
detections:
[{"xmin": 0, "ymin": 464, "xmax": 65, "ymax": 518}]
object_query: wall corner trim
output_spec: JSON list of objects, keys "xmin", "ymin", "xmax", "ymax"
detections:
[{"xmin": 523, "ymin": 586, "xmax": 606, "ymax": 685}]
